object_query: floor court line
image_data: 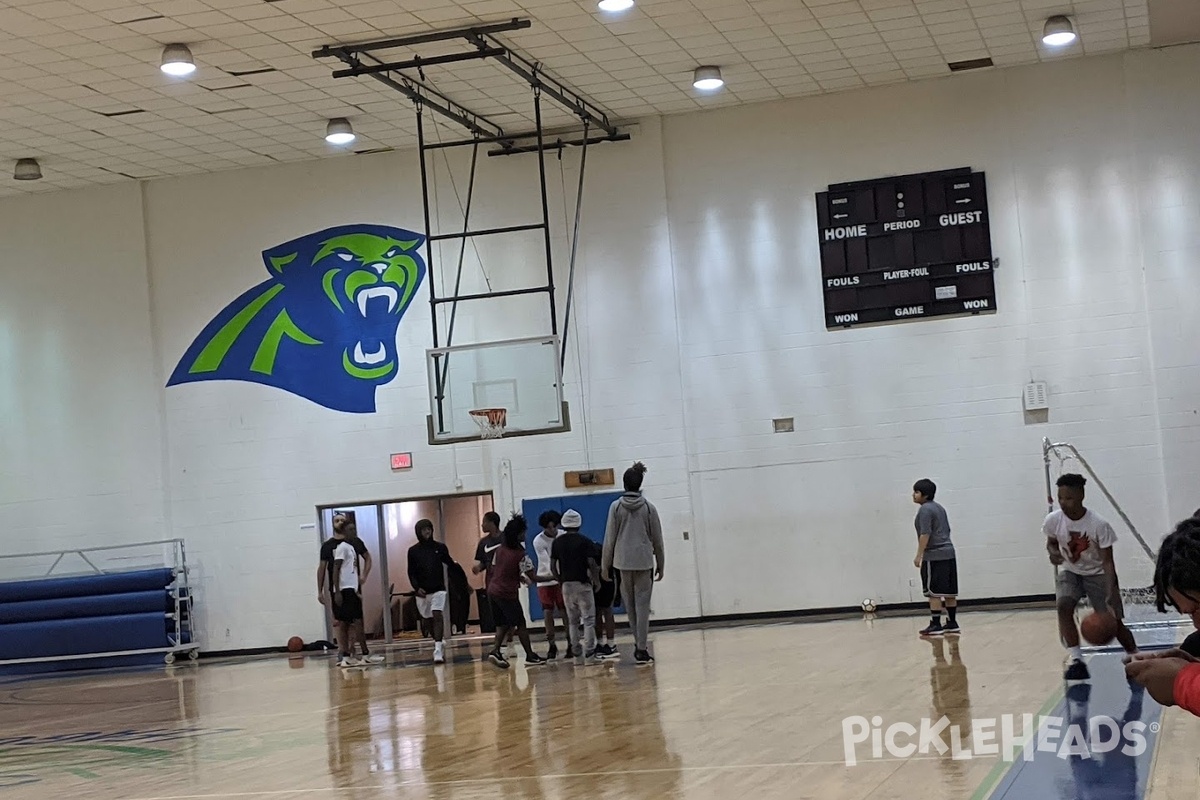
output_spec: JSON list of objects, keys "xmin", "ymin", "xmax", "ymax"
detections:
[{"xmin": 99, "ymin": 758, "xmax": 946, "ymax": 800}]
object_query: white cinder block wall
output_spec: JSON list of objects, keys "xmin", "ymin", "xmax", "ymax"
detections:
[
  {"xmin": 0, "ymin": 182, "xmax": 167, "ymax": 578},
  {"xmin": 1, "ymin": 47, "xmax": 1198, "ymax": 648},
  {"xmin": 666, "ymin": 48, "xmax": 1196, "ymax": 615}
]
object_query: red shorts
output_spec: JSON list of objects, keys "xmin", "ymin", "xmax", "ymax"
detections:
[{"xmin": 537, "ymin": 584, "xmax": 565, "ymax": 610}]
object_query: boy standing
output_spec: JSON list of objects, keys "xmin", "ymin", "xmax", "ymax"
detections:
[
  {"xmin": 1045, "ymin": 473, "xmax": 1137, "ymax": 680},
  {"xmin": 330, "ymin": 525, "xmax": 383, "ymax": 667},
  {"xmin": 407, "ymin": 518, "xmax": 456, "ymax": 665},
  {"xmin": 913, "ymin": 479, "xmax": 960, "ymax": 637},
  {"xmin": 591, "ymin": 540, "xmax": 620, "ymax": 659},
  {"xmin": 533, "ymin": 510, "xmax": 565, "ymax": 660},
  {"xmin": 551, "ymin": 509, "xmax": 600, "ymax": 665}
]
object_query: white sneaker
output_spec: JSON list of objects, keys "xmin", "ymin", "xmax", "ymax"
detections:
[
  {"xmin": 338, "ymin": 656, "xmax": 360, "ymax": 668},
  {"xmin": 361, "ymin": 654, "xmax": 384, "ymax": 665},
  {"xmin": 433, "ymin": 643, "xmax": 445, "ymax": 665}
]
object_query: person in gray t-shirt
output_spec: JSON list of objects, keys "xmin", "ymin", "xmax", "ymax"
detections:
[{"xmin": 913, "ymin": 478, "xmax": 960, "ymax": 637}]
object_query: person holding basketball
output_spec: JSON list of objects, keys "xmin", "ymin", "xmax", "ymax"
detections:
[{"xmin": 1045, "ymin": 473, "xmax": 1138, "ymax": 681}]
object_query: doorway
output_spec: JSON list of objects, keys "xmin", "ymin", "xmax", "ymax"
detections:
[{"xmin": 318, "ymin": 491, "xmax": 494, "ymax": 646}]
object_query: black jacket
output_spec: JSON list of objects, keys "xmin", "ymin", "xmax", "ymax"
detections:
[{"xmin": 407, "ymin": 539, "xmax": 454, "ymax": 593}]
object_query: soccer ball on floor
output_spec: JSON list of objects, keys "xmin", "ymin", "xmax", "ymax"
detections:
[{"xmin": 861, "ymin": 599, "xmax": 877, "ymax": 614}]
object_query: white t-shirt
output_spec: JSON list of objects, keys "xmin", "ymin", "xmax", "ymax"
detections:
[
  {"xmin": 1043, "ymin": 509, "xmax": 1117, "ymax": 577},
  {"xmin": 334, "ymin": 540, "xmax": 360, "ymax": 592},
  {"xmin": 533, "ymin": 531, "xmax": 558, "ymax": 585}
]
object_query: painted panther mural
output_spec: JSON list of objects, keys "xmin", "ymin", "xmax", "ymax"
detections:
[{"xmin": 167, "ymin": 224, "xmax": 426, "ymax": 413}]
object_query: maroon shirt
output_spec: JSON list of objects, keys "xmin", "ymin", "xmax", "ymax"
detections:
[{"xmin": 487, "ymin": 544, "xmax": 526, "ymax": 601}]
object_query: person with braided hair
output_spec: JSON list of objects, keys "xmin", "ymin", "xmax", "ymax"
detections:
[{"xmin": 1126, "ymin": 513, "xmax": 1200, "ymax": 712}]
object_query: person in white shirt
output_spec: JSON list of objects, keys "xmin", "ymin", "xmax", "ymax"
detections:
[
  {"xmin": 1044, "ymin": 473, "xmax": 1138, "ymax": 681},
  {"xmin": 329, "ymin": 519, "xmax": 384, "ymax": 668},
  {"xmin": 533, "ymin": 509, "xmax": 565, "ymax": 660}
]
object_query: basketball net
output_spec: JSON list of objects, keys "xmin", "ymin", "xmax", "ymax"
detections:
[{"xmin": 469, "ymin": 408, "xmax": 507, "ymax": 439}]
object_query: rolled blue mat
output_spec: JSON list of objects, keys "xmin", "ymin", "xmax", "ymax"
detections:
[
  {"xmin": 0, "ymin": 590, "xmax": 172, "ymax": 624},
  {"xmin": 0, "ymin": 612, "xmax": 172, "ymax": 660},
  {"xmin": 0, "ymin": 569, "xmax": 174, "ymax": 603}
]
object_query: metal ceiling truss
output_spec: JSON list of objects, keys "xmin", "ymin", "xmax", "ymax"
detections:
[{"xmin": 314, "ymin": 18, "xmax": 622, "ymax": 431}]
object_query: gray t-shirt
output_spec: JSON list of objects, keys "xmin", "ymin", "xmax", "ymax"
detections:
[{"xmin": 915, "ymin": 501, "xmax": 955, "ymax": 561}]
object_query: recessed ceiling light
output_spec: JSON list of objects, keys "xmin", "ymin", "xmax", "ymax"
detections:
[
  {"xmin": 13, "ymin": 158, "xmax": 42, "ymax": 181},
  {"xmin": 325, "ymin": 118, "xmax": 356, "ymax": 145},
  {"xmin": 160, "ymin": 43, "xmax": 196, "ymax": 76},
  {"xmin": 692, "ymin": 65, "xmax": 724, "ymax": 91},
  {"xmin": 1042, "ymin": 16, "xmax": 1077, "ymax": 46},
  {"xmin": 598, "ymin": 0, "xmax": 634, "ymax": 11}
]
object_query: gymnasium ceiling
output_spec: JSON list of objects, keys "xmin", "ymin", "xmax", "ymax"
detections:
[{"xmin": 0, "ymin": 0, "xmax": 1177, "ymax": 197}]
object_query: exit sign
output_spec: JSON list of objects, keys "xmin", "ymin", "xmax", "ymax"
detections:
[{"xmin": 390, "ymin": 453, "xmax": 413, "ymax": 471}]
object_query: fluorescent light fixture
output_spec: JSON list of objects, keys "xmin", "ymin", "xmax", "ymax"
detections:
[
  {"xmin": 598, "ymin": 0, "xmax": 635, "ymax": 11},
  {"xmin": 325, "ymin": 118, "xmax": 356, "ymax": 145},
  {"xmin": 13, "ymin": 158, "xmax": 41, "ymax": 181},
  {"xmin": 160, "ymin": 43, "xmax": 196, "ymax": 76},
  {"xmin": 693, "ymin": 65, "xmax": 724, "ymax": 90},
  {"xmin": 1042, "ymin": 16, "xmax": 1077, "ymax": 46}
]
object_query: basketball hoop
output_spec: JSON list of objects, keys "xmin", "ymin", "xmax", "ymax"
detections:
[{"xmin": 469, "ymin": 408, "xmax": 507, "ymax": 439}]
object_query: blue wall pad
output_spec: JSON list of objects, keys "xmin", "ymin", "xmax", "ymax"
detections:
[
  {"xmin": 0, "ymin": 569, "xmax": 173, "ymax": 603},
  {"xmin": 0, "ymin": 590, "xmax": 172, "ymax": 624},
  {"xmin": 0, "ymin": 612, "xmax": 172, "ymax": 661}
]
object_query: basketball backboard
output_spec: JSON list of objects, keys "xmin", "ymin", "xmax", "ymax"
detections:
[{"xmin": 426, "ymin": 336, "xmax": 569, "ymax": 444}]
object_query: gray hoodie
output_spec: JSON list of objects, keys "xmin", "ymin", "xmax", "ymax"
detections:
[{"xmin": 601, "ymin": 492, "xmax": 664, "ymax": 574}]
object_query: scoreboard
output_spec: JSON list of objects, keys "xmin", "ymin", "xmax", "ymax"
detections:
[{"xmin": 816, "ymin": 167, "xmax": 996, "ymax": 329}]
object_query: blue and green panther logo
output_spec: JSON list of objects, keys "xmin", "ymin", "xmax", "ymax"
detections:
[{"xmin": 167, "ymin": 225, "xmax": 426, "ymax": 413}]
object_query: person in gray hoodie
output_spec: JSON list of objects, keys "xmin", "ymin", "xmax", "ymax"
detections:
[{"xmin": 601, "ymin": 461, "xmax": 664, "ymax": 664}]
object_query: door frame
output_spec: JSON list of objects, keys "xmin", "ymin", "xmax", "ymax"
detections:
[{"xmin": 316, "ymin": 490, "xmax": 495, "ymax": 645}]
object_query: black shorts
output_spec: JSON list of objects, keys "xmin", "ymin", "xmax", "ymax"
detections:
[
  {"xmin": 489, "ymin": 596, "xmax": 526, "ymax": 629},
  {"xmin": 593, "ymin": 580, "xmax": 616, "ymax": 609},
  {"xmin": 921, "ymin": 559, "xmax": 958, "ymax": 598},
  {"xmin": 333, "ymin": 589, "xmax": 363, "ymax": 623}
]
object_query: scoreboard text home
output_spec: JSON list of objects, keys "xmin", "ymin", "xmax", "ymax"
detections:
[{"xmin": 816, "ymin": 167, "xmax": 996, "ymax": 329}]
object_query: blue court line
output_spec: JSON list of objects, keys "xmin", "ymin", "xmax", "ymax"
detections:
[{"xmin": 988, "ymin": 654, "xmax": 1162, "ymax": 800}]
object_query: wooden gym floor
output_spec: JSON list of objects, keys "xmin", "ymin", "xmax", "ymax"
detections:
[{"xmin": 0, "ymin": 609, "xmax": 1192, "ymax": 800}]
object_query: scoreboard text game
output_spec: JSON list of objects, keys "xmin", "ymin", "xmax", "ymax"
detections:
[{"xmin": 816, "ymin": 168, "xmax": 996, "ymax": 329}]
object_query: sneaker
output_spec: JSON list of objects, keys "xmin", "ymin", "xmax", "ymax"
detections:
[
  {"xmin": 360, "ymin": 654, "xmax": 385, "ymax": 665},
  {"xmin": 598, "ymin": 644, "xmax": 620, "ymax": 660},
  {"xmin": 1064, "ymin": 659, "xmax": 1090, "ymax": 681},
  {"xmin": 337, "ymin": 656, "xmax": 360, "ymax": 668},
  {"xmin": 634, "ymin": 649, "xmax": 654, "ymax": 665},
  {"xmin": 547, "ymin": 643, "xmax": 559, "ymax": 661},
  {"xmin": 488, "ymin": 650, "xmax": 510, "ymax": 669},
  {"xmin": 943, "ymin": 621, "xmax": 961, "ymax": 635},
  {"xmin": 919, "ymin": 622, "xmax": 944, "ymax": 637},
  {"xmin": 433, "ymin": 644, "xmax": 445, "ymax": 665},
  {"xmin": 525, "ymin": 653, "xmax": 548, "ymax": 666}
]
